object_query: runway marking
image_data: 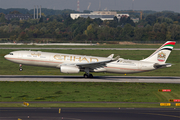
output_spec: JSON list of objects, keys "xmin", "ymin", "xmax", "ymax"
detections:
[
  {"xmin": 59, "ymin": 108, "xmax": 61, "ymax": 113},
  {"xmin": 0, "ymin": 110, "xmax": 18, "ymax": 111},
  {"xmin": 126, "ymin": 108, "xmax": 135, "ymax": 109},
  {"xmin": 157, "ymin": 111, "xmax": 180, "ymax": 113},
  {"xmin": 0, "ymin": 117, "xmax": 19, "ymax": 119},
  {"xmin": 139, "ymin": 79, "xmax": 180, "ymax": 81},
  {"xmin": 60, "ymin": 117, "xmax": 81, "ymax": 120},
  {"xmin": 0, "ymin": 116, "xmax": 80, "ymax": 120},
  {"xmin": 140, "ymin": 113, "xmax": 180, "ymax": 118}
]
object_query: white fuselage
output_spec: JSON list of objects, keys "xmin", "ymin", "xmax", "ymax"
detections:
[{"xmin": 4, "ymin": 51, "xmax": 156, "ymax": 74}]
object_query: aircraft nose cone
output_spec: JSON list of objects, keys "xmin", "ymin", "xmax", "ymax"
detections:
[{"xmin": 4, "ymin": 55, "xmax": 8, "ymax": 59}]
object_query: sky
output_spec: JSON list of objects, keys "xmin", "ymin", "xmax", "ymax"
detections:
[{"xmin": 0, "ymin": 0, "xmax": 180, "ymax": 13}]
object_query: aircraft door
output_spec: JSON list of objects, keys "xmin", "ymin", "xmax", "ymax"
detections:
[
  {"xmin": 18, "ymin": 53, "xmax": 22, "ymax": 58},
  {"xmin": 138, "ymin": 63, "xmax": 142, "ymax": 69},
  {"xmin": 49, "ymin": 55, "xmax": 53, "ymax": 61}
]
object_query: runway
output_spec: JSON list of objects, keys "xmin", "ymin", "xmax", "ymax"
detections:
[
  {"xmin": 0, "ymin": 108, "xmax": 179, "ymax": 120},
  {"xmin": 0, "ymin": 75, "xmax": 180, "ymax": 83}
]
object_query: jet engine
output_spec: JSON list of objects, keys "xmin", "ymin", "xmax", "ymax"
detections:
[{"xmin": 60, "ymin": 65, "xmax": 80, "ymax": 73}]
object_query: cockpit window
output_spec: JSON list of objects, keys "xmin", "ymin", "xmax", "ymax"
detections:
[{"xmin": 9, "ymin": 53, "xmax": 13, "ymax": 55}]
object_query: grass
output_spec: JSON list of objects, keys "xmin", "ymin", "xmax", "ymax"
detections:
[
  {"xmin": 0, "ymin": 49, "xmax": 180, "ymax": 76},
  {"xmin": 0, "ymin": 82, "xmax": 179, "ymax": 103},
  {"xmin": 0, "ymin": 103, "xmax": 179, "ymax": 108}
]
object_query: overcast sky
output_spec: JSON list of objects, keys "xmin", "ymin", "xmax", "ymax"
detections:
[{"xmin": 0, "ymin": 0, "xmax": 180, "ymax": 13}]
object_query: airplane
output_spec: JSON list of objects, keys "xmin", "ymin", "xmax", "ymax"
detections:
[{"xmin": 4, "ymin": 41, "xmax": 176, "ymax": 78}]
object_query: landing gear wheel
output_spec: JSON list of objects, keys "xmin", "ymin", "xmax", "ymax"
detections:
[
  {"xmin": 19, "ymin": 68, "xmax": 23, "ymax": 71},
  {"xmin": 84, "ymin": 74, "xmax": 88, "ymax": 78},
  {"xmin": 83, "ymin": 74, "xmax": 93, "ymax": 78},
  {"xmin": 89, "ymin": 74, "xmax": 93, "ymax": 78},
  {"xmin": 19, "ymin": 64, "xmax": 23, "ymax": 71}
]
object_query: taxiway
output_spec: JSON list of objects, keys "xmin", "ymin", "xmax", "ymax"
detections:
[{"xmin": 0, "ymin": 108, "xmax": 179, "ymax": 120}]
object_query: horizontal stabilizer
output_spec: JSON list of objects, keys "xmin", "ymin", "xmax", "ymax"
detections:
[{"xmin": 154, "ymin": 63, "xmax": 172, "ymax": 69}]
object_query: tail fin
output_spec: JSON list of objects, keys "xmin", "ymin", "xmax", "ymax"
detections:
[{"xmin": 141, "ymin": 41, "xmax": 176, "ymax": 63}]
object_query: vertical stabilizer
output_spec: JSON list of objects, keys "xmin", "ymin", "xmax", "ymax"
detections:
[{"xmin": 141, "ymin": 41, "xmax": 176, "ymax": 63}]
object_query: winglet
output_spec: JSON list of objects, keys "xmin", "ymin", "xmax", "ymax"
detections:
[
  {"xmin": 108, "ymin": 54, "xmax": 114, "ymax": 58},
  {"xmin": 112, "ymin": 56, "xmax": 120, "ymax": 61}
]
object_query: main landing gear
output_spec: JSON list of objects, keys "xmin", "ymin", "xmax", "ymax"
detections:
[
  {"xmin": 83, "ymin": 68, "xmax": 93, "ymax": 78},
  {"xmin": 83, "ymin": 73, "xmax": 93, "ymax": 78},
  {"xmin": 19, "ymin": 64, "xmax": 23, "ymax": 71}
]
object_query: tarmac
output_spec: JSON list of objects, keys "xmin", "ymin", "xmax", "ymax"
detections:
[{"xmin": 0, "ymin": 108, "xmax": 180, "ymax": 120}]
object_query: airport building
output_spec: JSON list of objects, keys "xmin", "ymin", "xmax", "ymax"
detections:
[
  {"xmin": 70, "ymin": 11, "xmax": 129, "ymax": 21},
  {"xmin": 5, "ymin": 14, "xmax": 32, "ymax": 20},
  {"xmin": 131, "ymin": 18, "xmax": 140, "ymax": 23}
]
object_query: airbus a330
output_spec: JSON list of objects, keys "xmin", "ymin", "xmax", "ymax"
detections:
[{"xmin": 4, "ymin": 41, "xmax": 176, "ymax": 78}]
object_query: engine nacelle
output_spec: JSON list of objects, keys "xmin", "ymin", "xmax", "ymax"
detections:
[{"xmin": 60, "ymin": 65, "xmax": 80, "ymax": 73}]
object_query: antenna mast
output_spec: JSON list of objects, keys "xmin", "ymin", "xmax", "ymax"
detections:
[{"xmin": 77, "ymin": 0, "xmax": 80, "ymax": 12}]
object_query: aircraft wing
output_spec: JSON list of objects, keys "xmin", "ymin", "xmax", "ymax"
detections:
[{"xmin": 70, "ymin": 56, "xmax": 120, "ymax": 69}]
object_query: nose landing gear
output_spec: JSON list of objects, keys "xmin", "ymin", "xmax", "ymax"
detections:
[{"xmin": 19, "ymin": 64, "xmax": 23, "ymax": 71}]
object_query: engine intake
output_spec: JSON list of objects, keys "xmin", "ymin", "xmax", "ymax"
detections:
[{"xmin": 60, "ymin": 65, "xmax": 80, "ymax": 73}]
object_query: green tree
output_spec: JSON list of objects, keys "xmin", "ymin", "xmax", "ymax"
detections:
[
  {"xmin": 153, "ymin": 23, "xmax": 161, "ymax": 32},
  {"xmin": 93, "ymin": 18, "xmax": 103, "ymax": 25},
  {"xmin": 166, "ymin": 31, "xmax": 172, "ymax": 40},
  {"xmin": 145, "ymin": 24, "xmax": 153, "ymax": 32},
  {"xmin": 13, "ymin": 25, "xmax": 21, "ymax": 33},
  {"xmin": 40, "ymin": 27, "xmax": 47, "ymax": 34},
  {"xmin": 85, "ymin": 24, "xmax": 96, "ymax": 40},
  {"xmin": 134, "ymin": 27, "xmax": 143, "ymax": 40},
  {"xmin": 119, "ymin": 17, "xmax": 135, "ymax": 27},
  {"xmin": 10, "ymin": 35, "xmax": 17, "ymax": 41},
  {"xmin": 164, "ymin": 18, "xmax": 173, "ymax": 24},
  {"xmin": 18, "ymin": 31, "xmax": 28, "ymax": 41},
  {"xmin": 9, "ymin": 10, "xmax": 21, "ymax": 14},
  {"xmin": 0, "ymin": 14, "xmax": 7, "ymax": 23},
  {"xmin": 3, "ymin": 24, "xmax": 13, "ymax": 33},
  {"xmin": 145, "ymin": 14, "xmax": 156, "ymax": 25},
  {"xmin": 55, "ymin": 28, "xmax": 60, "ymax": 34},
  {"xmin": 64, "ymin": 15, "xmax": 74, "ymax": 27},
  {"xmin": 121, "ymin": 24, "xmax": 134, "ymax": 40},
  {"xmin": 10, "ymin": 18, "xmax": 20, "ymax": 25}
]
